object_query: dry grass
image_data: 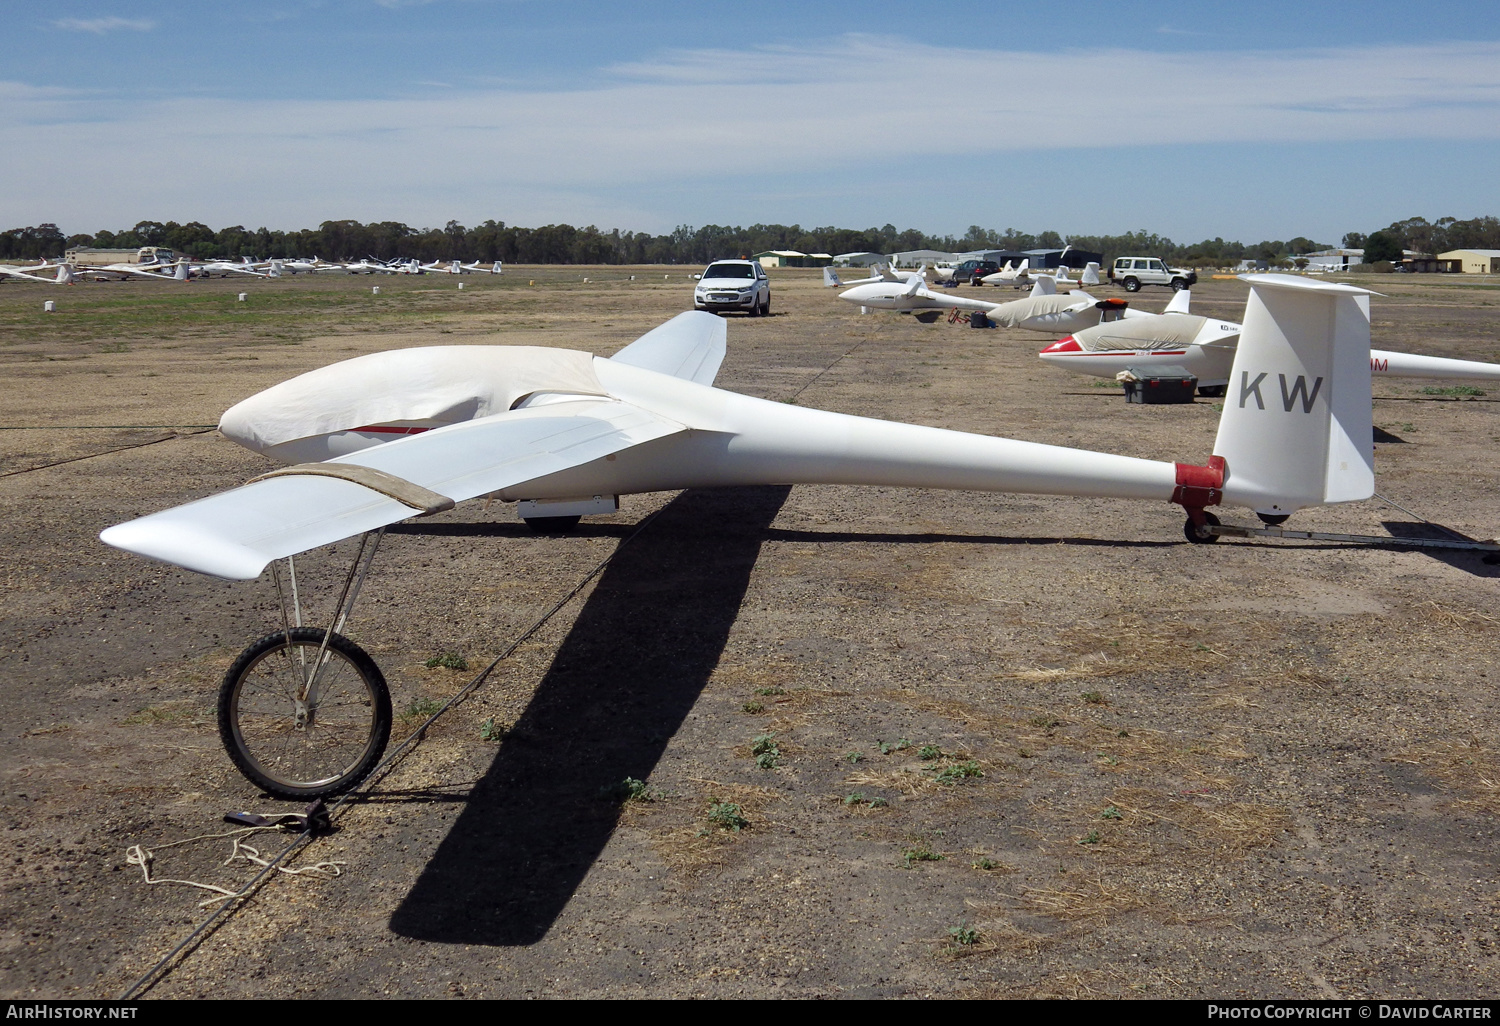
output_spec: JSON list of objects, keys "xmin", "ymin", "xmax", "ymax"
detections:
[
  {"xmin": 1396, "ymin": 736, "xmax": 1500, "ymax": 814},
  {"xmin": 1014, "ymin": 877, "xmax": 1149, "ymax": 921},
  {"xmin": 646, "ymin": 777, "xmax": 786, "ymax": 874},
  {"xmin": 1106, "ymin": 787, "xmax": 1290, "ymax": 853}
]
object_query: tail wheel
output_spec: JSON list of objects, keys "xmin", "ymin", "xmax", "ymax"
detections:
[
  {"xmin": 218, "ymin": 629, "xmax": 391, "ymax": 799},
  {"xmin": 1183, "ymin": 510, "xmax": 1221, "ymax": 544}
]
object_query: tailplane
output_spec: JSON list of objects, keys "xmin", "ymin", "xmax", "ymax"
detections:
[
  {"xmin": 1163, "ymin": 289, "xmax": 1192, "ymax": 314},
  {"xmin": 1211, "ymin": 275, "xmax": 1375, "ymax": 518}
]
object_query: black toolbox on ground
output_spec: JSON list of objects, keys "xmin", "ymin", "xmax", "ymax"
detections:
[{"xmin": 1121, "ymin": 365, "xmax": 1197, "ymax": 404}]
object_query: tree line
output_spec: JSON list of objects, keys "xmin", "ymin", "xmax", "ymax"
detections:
[{"xmin": 3, "ymin": 214, "xmax": 1496, "ymax": 268}]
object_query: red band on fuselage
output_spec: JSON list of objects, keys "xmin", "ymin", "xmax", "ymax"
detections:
[
  {"xmin": 351, "ymin": 425, "xmax": 430, "ymax": 435},
  {"xmin": 1171, "ymin": 455, "xmax": 1225, "ymax": 509}
]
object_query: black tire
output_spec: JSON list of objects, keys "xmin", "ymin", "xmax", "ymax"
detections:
[
  {"xmin": 762, "ymin": 295, "xmax": 770, "ymax": 316},
  {"xmin": 1197, "ymin": 385, "xmax": 1227, "ymax": 398},
  {"xmin": 1183, "ymin": 510, "xmax": 1221, "ymax": 544},
  {"xmin": 1256, "ymin": 511, "xmax": 1291, "ymax": 526},
  {"xmin": 748, "ymin": 299, "xmax": 760, "ymax": 317},
  {"xmin": 1122, "ymin": 277, "xmax": 1141, "ymax": 293},
  {"xmin": 1172, "ymin": 278, "xmax": 1189, "ymax": 291},
  {"xmin": 524, "ymin": 514, "xmax": 582, "ymax": 534},
  {"xmin": 218, "ymin": 628, "xmax": 391, "ymax": 800}
]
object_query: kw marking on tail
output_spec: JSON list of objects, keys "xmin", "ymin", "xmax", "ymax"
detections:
[{"xmin": 1238, "ymin": 371, "xmax": 1324, "ymax": 413}]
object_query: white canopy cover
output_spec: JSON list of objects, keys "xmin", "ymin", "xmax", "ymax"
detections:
[{"xmin": 219, "ymin": 346, "xmax": 608, "ymax": 462}]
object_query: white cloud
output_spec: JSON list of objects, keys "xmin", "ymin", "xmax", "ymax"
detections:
[
  {"xmin": 3, "ymin": 35, "xmax": 1499, "ymax": 229},
  {"xmin": 52, "ymin": 17, "xmax": 154, "ymax": 35}
]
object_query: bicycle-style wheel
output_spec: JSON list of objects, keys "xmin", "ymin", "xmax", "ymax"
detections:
[{"xmin": 217, "ymin": 628, "xmax": 391, "ymax": 799}]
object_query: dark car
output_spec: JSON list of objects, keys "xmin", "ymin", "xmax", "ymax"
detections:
[{"xmin": 950, "ymin": 259, "xmax": 1001, "ymax": 286}]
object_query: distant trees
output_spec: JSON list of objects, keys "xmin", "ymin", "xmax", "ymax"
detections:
[
  {"xmin": 1363, "ymin": 231, "xmax": 1404, "ymax": 264},
  {"xmin": 5, "ymin": 213, "xmax": 1492, "ymax": 267}
]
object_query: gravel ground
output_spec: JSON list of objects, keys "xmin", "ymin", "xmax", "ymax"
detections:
[{"xmin": 1, "ymin": 267, "xmax": 1498, "ymax": 999}]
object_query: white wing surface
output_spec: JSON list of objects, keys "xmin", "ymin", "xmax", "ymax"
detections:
[
  {"xmin": 609, "ymin": 310, "xmax": 726, "ymax": 385},
  {"xmin": 101, "ymin": 399, "xmax": 685, "ymax": 580}
]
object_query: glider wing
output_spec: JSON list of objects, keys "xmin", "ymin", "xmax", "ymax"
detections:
[{"xmin": 101, "ymin": 398, "xmax": 686, "ymax": 580}]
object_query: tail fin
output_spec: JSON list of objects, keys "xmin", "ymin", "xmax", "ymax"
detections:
[
  {"xmin": 1081, "ymin": 262, "xmax": 1101, "ymax": 285},
  {"xmin": 56, "ymin": 262, "xmax": 76, "ymax": 284},
  {"xmin": 1163, "ymin": 289, "xmax": 1191, "ymax": 314},
  {"xmin": 876, "ymin": 263, "xmax": 899, "ymax": 283},
  {"xmin": 902, "ymin": 272, "xmax": 924, "ymax": 298},
  {"xmin": 823, "ymin": 266, "xmax": 842, "ymax": 287},
  {"xmin": 1031, "ymin": 275, "xmax": 1057, "ymax": 297},
  {"xmin": 1212, "ymin": 275, "xmax": 1375, "ymax": 517},
  {"xmin": 173, "ymin": 261, "xmax": 188, "ymax": 281}
]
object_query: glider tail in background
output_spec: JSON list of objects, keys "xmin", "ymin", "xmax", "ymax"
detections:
[
  {"xmin": 1211, "ymin": 275, "xmax": 1375, "ymax": 519},
  {"xmin": 823, "ymin": 266, "xmax": 842, "ymax": 288}
]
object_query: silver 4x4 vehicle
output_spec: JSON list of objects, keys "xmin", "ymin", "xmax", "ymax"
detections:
[
  {"xmin": 693, "ymin": 259, "xmax": 771, "ymax": 316},
  {"xmin": 1109, "ymin": 257, "xmax": 1196, "ymax": 292}
]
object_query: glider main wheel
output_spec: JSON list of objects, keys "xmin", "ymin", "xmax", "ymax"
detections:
[
  {"xmin": 1197, "ymin": 385, "xmax": 1227, "ymax": 398},
  {"xmin": 1256, "ymin": 511, "xmax": 1291, "ymax": 525},
  {"xmin": 218, "ymin": 628, "xmax": 391, "ymax": 800},
  {"xmin": 1183, "ymin": 510, "xmax": 1221, "ymax": 544},
  {"xmin": 523, "ymin": 515, "xmax": 582, "ymax": 534}
]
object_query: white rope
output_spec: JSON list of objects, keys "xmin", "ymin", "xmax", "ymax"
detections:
[{"xmin": 125, "ymin": 823, "xmax": 347, "ymax": 908}]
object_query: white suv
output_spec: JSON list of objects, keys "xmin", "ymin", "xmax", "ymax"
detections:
[
  {"xmin": 693, "ymin": 259, "xmax": 771, "ymax": 316},
  {"xmin": 1109, "ymin": 257, "xmax": 1196, "ymax": 292}
]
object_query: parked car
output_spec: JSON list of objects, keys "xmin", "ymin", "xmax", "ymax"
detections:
[
  {"xmin": 1108, "ymin": 257, "xmax": 1196, "ymax": 292},
  {"xmin": 949, "ymin": 259, "xmax": 1001, "ymax": 286},
  {"xmin": 693, "ymin": 259, "xmax": 771, "ymax": 315}
]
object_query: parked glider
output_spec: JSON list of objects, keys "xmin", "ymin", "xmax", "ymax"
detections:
[
  {"xmin": 1039, "ymin": 290, "xmax": 1500, "ymax": 393},
  {"xmin": 836, "ymin": 270, "xmax": 1145, "ymax": 334},
  {"xmin": 0, "ymin": 262, "xmax": 75, "ymax": 285},
  {"xmin": 102, "ymin": 274, "xmax": 1375, "ymax": 798}
]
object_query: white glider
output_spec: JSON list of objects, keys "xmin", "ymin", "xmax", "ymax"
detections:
[
  {"xmin": 0, "ymin": 262, "xmax": 76, "ymax": 285},
  {"xmin": 836, "ymin": 270, "xmax": 1144, "ymax": 334},
  {"xmin": 1039, "ymin": 289, "xmax": 1500, "ymax": 392},
  {"xmin": 101, "ymin": 274, "xmax": 1377, "ymax": 797}
]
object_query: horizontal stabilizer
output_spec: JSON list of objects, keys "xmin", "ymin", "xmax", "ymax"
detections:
[
  {"xmin": 609, "ymin": 310, "xmax": 727, "ymax": 386},
  {"xmin": 1164, "ymin": 289, "xmax": 1192, "ymax": 315},
  {"xmin": 102, "ymin": 399, "xmax": 686, "ymax": 580}
]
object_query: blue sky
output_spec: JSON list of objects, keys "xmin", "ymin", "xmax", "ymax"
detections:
[{"xmin": 4, "ymin": 0, "xmax": 1499, "ymax": 245}]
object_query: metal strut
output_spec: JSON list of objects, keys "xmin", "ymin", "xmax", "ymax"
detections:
[{"xmin": 276, "ymin": 529, "xmax": 385, "ymax": 728}]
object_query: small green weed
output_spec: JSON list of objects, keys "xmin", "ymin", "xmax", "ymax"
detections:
[
  {"xmin": 948, "ymin": 922, "xmax": 980, "ymax": 946},
  {"xmin": 972, "ymin": 857, "xmax": 999, "ymax": 871},
  {"xmin": 918, "ymin": 744, "xmax": 943, "ymax": 761},
  {"xmin": 403, "ymin": 696, "xmax": 444, "ymax": 719},
  {"xmin": 1100, "ymin": 806, "xmax": 1123, "ymax": 820},
  {"xmin": 1028, "ymin": 714, "xmax": 1061, "ymax": 729},
  {"xmin": 425, "ymin": 652, "xmax": 468, "ymax": 670},
  {"xmin": 479, "ymin": 718, "xmax": 506, "ymax": 741},
  {"xmin": 707, "ymin": 800, "xmax": 749, "ymax": 832},
  {"xmin": 754, "ymin": 686, "xmax": 786, "ymax": 697},
  {"xmin": 935, "ymin": 761, "xmax": 983, "ymax": 784},
  {"xmin": 742, "ymin": 701, "xmax": 765, "ymax": 714},
  {"xmin": 902, "ymin": 843, "xmax": 944, "ymax": 868},
  {"xmin": 846, "ymin": 750, "xmax": 864, "ymax": 764},
  {"xmin": 843, "ymin": 793, "xmax": 888, "ymax": 809},
  {"xmin": 601, "ymin": 777, "xmax": 659, "ymax": 803},
  {"xmin": 879, "ymin": 737, "xmax": 912, "ymax": 755},
  {"xmin": 1078, "ymin": 830, "xmax": 1102, "ymax": 845},
  {"xmin": 1081, "ymin": 691, "xmax": 1106, "ymax": 705},
  {"xmin": 751, "ymin": 732, "xmax": 780, "ymax": 769}
]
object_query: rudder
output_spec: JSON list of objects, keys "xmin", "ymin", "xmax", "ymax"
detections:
[{"xmin": 1211, "ymin": 275, "xmax": 1375, "ymax": 518}]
